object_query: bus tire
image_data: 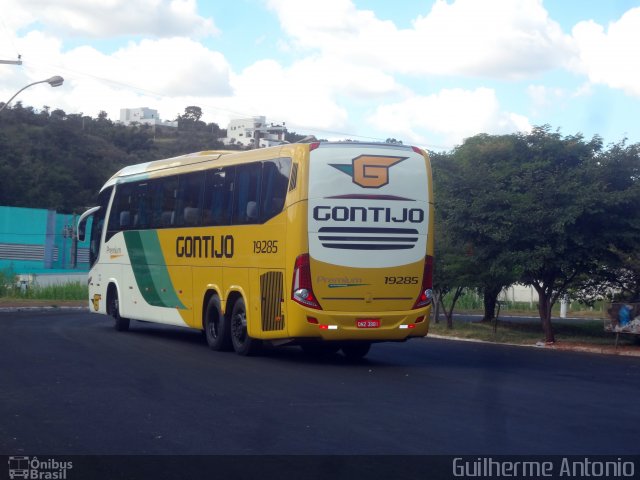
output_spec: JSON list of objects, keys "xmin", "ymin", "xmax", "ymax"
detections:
[
  {"xmin": 342, "ymin": 342, "xmax": 371, "ymax": 359},
  {"xmin": 230, "ymin": 298, "xmax": 261, "ymax": 356},
  {"xmin": 109, "ymin": 289, "xmax": 130, "ymax": 332},
  {"xmin": 204, "ymin": 295, "xmax": 232, "ymax": 351}
]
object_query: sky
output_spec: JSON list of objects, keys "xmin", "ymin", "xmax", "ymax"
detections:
[{"xmin": 0, "ymin": 0, "xmax": 639, "ymax": 151}]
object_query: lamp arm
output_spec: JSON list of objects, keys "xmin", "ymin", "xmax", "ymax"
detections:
[{"xmin": 0, "ymin": 79, "xmax": 49, "ymax": 113}]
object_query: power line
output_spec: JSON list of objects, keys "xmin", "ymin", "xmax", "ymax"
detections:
[
  {"xmin": 0, "ymin": 15, "xmax": 21, "ymax": 63},
  {"xmin": 16, "ymin": 59, "xmax": 450, "ymax": 149}
]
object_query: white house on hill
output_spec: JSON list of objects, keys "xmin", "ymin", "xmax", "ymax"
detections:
[
  {"xmin": 223, "ymin": 116, "xmax": 287, "ymax": 148},
  {"xmin": 119, "ymin": 107, "xmax": 177, "ymax": 128}
]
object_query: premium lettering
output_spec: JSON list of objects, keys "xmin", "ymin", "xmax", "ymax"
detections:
[{"xmin": 176, "ymin": 235, "xmax": 234, "ymax": 258}]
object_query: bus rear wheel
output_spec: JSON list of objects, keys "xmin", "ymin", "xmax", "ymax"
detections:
[
  {"xmin": 109, "ymin": 289, "xmax": 130, "ymax": 332},
  {"xmin": 342, "ymin": 342, "xmax": 371, "ymax": 359},
  {"xmin": 230, "ymin": 298, "xmax": 261, "ymax": 356},
  {"xmin": 204, "ymin": 295, "xmax": 231, "ymax": 351}
]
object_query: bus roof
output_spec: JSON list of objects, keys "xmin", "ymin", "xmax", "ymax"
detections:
[
  {"xmin": 100, "ymin": 142, "xmax": 426, "ymax": 191},
  {"xmin": 107, "ymin": 150, "xmax": 234, "ymax": 182}
]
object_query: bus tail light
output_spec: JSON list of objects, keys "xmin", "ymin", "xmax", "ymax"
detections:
[
  {"xmin": 412, "ymin": 255, "xmax": 433, "ymax": 309},
  {"xmin": 292, "ymin": 254, "xmax": 322, "ymax": 310}
]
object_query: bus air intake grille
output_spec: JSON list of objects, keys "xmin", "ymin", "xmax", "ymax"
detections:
[
  {"xmin": 288, "ymin": 163, "xmax": 298, "ymax": 191},
  {"xmin": 260, "ymin": 271, "xmax": 285, "ymax": 331},
  {"xmin": 317, "ymin": 227, "xmax": 419, "ymax": 250}
]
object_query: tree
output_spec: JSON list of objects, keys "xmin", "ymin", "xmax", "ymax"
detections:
[
  {"xmin": 285, "ymin": 131, "xmax": 306, "ymax": 143},
  {"xmin": 489, "ymin": 127, "xmax": 637, "ymax": 342},
  {"xmin": 436, "ymin": 128, "xmax": 640, "ymax": 343},
  {"xmin": 569, "ymin": 140, "xmax": 640, "ymax": 304},
  {"xmin": 439, "ymin": 134, "xmax": 523, "ymax": 322},
  {"xmin": 431, "ymin": 150, "xmax": 477, "ymax": 328},
  {"xmin": 182, "ymin": 106, "xmax": 203, "ymax": 122},
  {"xmin": 97, "ymin": 110, "xmax": 110, "ymax": 122}
]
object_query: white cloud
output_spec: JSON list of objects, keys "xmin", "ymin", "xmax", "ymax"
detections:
[
  {"xmin": 202, "ymin": 54, "xmax": 404, "ymax": 133},
  {"xmin": 0, "ymin": 33, "xmax": 233, "ymax": 122},
  {"xmin": 409, "ymin": 0, "xmax": 574, "ymax": 78},
  {"xmin": 267, "ymin": 0, "xmax": 574, "ymax": 79},
  {"xmin": 223, "ymin": 59, "xmax": 349, "ymax": 131},
  {"xmin": 368, "ymin": 88, "xmax": 531, "ymax": 148},
  {"xmin": 571, "ymin": 8, "xmax": 640, "ymax": 96},
  {"xmin": 527, "ymin": 84, "xmax": 566, "ymax": 115},
  {"xmin": 1, "ymin": 0, "xmax": 218, "ymax": 38}
]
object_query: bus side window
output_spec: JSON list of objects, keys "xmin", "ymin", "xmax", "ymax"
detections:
[
  {"xmin": 106, "ymin": 182, "xmax": 133, "ymax": 241},
  {"xmin": 175, "ymin": 172, "xmax": 205, "ymax": 227},
  {"xmin": 131, "ymin": 182, "xmax": 150, "ymax": 229},
  {"xmin": 203, "ymin": 167, "xmax": 234, "ymax": 226},
  {"xmin": 233, "ymin": 163, "xmax": 262, "ymax": 225},
  {"xmin": 89, "ymin": 186, "xmax": 113, "ymax": 266},
  {"xmin": 261, "ymin": 157, "xmax": 291, "ymax": 221},
  {"xmin": 150, "ymin": 175, "xmax": 178, "ymax": 229}
]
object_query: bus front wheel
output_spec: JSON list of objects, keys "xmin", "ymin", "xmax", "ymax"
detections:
[
  {"xmin": 109, "ymin": 289, "xmax": 130, "ymax": 332},
  {"xmin": 230, "ymin": 298, "xmax": 261, "ymax": 356},
  {"xmin": 204, "ymin": 295, "xmax": 231, "ymax": 351}
]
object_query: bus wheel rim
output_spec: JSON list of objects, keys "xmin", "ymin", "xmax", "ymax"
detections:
[{"xmin": 232, "ymin": 312, "xmax": 246, "ymax": 342}]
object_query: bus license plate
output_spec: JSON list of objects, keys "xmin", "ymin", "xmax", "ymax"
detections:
[{"xmin": 356, "ymin": 319, "xmax": 380, "ymax": 328}]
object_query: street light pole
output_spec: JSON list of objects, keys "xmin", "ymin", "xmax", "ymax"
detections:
[{"xmin": 0, "ymin": 75, "xmax": 64, "ymax": 113}]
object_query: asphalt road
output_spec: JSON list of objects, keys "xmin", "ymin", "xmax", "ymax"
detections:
[{"xmin": 1, "ymin": 309, "xmax": 639, "ymax": 456}]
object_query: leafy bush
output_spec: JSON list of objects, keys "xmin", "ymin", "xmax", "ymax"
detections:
[{"xmin": 0, "ymin": 267, "xmax": 17, "ymax": 296}]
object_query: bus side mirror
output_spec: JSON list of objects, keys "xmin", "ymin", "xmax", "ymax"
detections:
[
  {"xmin": 76, "ymin": 206, "xmax": 100, "ymax": 243},
  {"xmin": 77, "ymin": 221, "xmax": 87, "ymax": 243}
]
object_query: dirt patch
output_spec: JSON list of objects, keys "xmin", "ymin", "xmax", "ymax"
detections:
[
  {"xmin": 430, "ymin": 334, "xmax": 640, "ymax": 357},
  {"xmin": 541, "ymin": 341, "xmax": 640, "ymax": 357}
]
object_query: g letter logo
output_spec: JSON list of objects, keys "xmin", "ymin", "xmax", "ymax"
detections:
[{"xmin": 331, "ymin": 155, "xmax": 407, "ymax": 188}]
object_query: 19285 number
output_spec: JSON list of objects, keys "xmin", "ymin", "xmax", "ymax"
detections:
[
  {"xmin": 384, "ymin": 276, "xmax": 419, "ymax": 285},
  {"xmin": 253, "ymin": 240, "xmax": 278, "ymax": 254}
]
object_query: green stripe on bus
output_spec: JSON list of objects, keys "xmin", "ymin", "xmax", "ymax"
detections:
[{"xmin": 124, "ymin": 230, "xmax": 186, "ymax": 310}]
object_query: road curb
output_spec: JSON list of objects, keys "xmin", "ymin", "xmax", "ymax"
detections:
[{"xmin": 428, "ymin": 333, "xmax": 640, "ymax": 357}]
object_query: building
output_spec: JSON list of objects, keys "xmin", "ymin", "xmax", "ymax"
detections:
[
  {"xmin": 499, "ymin": 284, "xmax": 538, "ymax": 307},
  {"xmin": 0, "ymin": 206, "xmax": 90, "ymax": 286},
  {"xmin": 223, "ymin": 116, "xmax": 287, "ymax": 148},
  {"xmin": 119, "ymin": 107, "xmax": 177, "ymax": 128}
]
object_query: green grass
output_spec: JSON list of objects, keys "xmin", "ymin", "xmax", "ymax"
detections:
[
  {"xmin": 17, "ymin": 282, "xmax": 88, "ymax": 301},
  {"xmin": 429, "ymin": 317, "xmax": 637, "ymax": 347},
  {"xmin": 441, "ymin": 289, "xmax": 608, "ymax": 318},
  {"xmin": 1, "ymin": 268, "xmax": 87, "ymax": 301}
]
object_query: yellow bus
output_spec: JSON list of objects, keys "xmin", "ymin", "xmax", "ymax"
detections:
[{"xmin": 77, "ymin": 142, "xmax": 434, "ymax": 358}]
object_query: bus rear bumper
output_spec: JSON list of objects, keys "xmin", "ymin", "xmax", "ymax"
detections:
[{"xmin": 283, "ymin": 305, "xmax": 432, "ymax": 341}]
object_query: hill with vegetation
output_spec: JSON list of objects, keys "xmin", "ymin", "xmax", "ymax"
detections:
[{"xmin": 0, "ymin": 103, "xmax": 307, "ymax": 213}]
